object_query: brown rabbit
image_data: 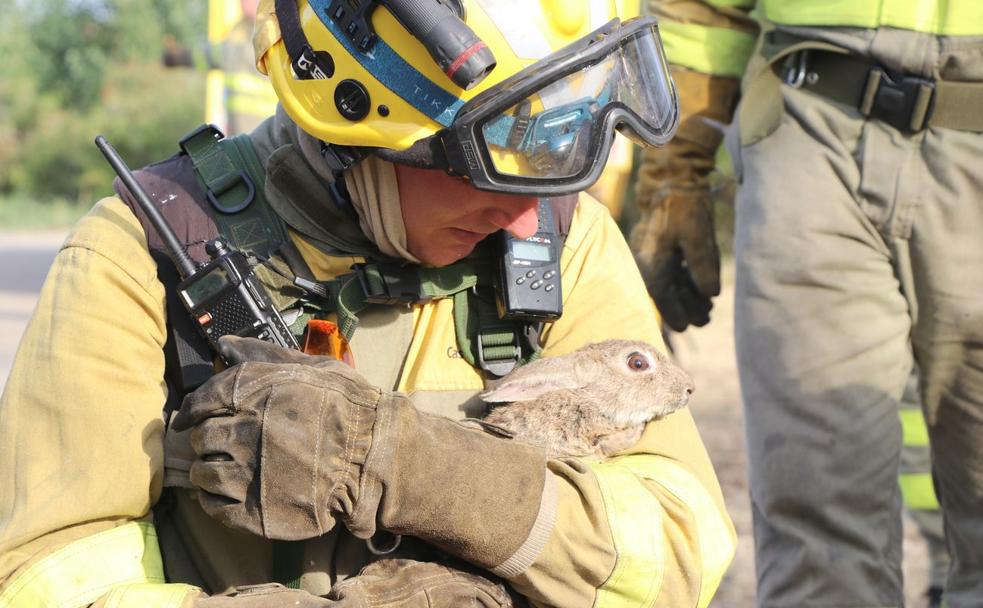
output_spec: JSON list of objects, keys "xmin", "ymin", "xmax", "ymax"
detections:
[{"xmin": 481, "ymin": 339, "xmax": 694, "ymax": 458}]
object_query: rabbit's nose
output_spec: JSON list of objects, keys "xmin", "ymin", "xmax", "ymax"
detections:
[{"xmin": 682, "ymin": 374, "xmax": 695, "ymax": 397}]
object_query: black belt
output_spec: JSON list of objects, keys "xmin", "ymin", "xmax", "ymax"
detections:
[{"xmin": 777, "ymin": 49, "xmax": 983, "ymax": 133}]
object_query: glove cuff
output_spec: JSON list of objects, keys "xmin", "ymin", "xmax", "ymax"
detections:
[
  {"xmin": 489, "ymin": 471, "xmax": 558, "ymax": 578},
  {"xmin": 350, "ymin": 397, "xmax": 554, "ymax": 575}
]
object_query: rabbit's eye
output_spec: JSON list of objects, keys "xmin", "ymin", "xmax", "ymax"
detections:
[{"xmin": 627, "ymin": 353, "xmax": 650, "ymax": 371}]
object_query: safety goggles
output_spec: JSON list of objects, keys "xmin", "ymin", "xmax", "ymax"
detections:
[{"xmin": 433, "ymin": 17, "xmax": 678, "ymax": 196}]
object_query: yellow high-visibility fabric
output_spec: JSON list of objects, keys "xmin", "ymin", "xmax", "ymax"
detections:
[
  {"xmin": 759, "ymin": 0, "xmax": 983, "ymax": 36},
  {"xmin": 900, "ymin": 408, "xmax": 930, "ymax": 447},
  {"xmin": 589, "ymin": 456, "xmax": 737, "ymax": 608},
  {"xmin": 654, "ymin": 1, "xmax": 983, "ymax": 79},
  {"xmin": 589, "ymin": 462, "xmax": 666, "ymax": 607},
  {"xmin": 0, "ymin": 187, "xmax": 730, "ymax": 605},
  {"xmin": 0, "ymin": 522, "xmax": 195, "ymax": 608},
  {"xmin": 900, "ymin": 474, "xmax": 941, "ymax": 511},
  {"xmin": 661, "ymin": 21, "xmax": 758, "ymax": 78}
]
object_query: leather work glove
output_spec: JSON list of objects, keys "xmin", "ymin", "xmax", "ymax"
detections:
[
  {"xmin": 172, "ymin": 336, "xmax": 552, "ymax": 574},
  {"xmin": 190, "ymin": 584, "xmax": 333, "ymax": 607},
  {"xmin": 327, "ymin": 558, "xmax": 516, "ymax": 607},
  {"xmin": 630, "ymin": 67, "xmax": 740, "ymax": 331}
]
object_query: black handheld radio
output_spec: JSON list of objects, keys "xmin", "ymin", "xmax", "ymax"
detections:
[
  {"xmin": 496, "ymin": 200, "xmax": 563, "ymax": 322},
  {"xmin": 95, "ymin": 136, "xmax": 300, "ymax": 355}
]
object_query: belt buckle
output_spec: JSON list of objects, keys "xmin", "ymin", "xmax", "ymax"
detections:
[{"xmin": 861, "ymin": 67, "xmax": 935, "ymax": 133}]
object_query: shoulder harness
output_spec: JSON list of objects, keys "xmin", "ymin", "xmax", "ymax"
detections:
[{"xmin": 115, "ymin": 124, "xmax": 576, "ymax": 406}]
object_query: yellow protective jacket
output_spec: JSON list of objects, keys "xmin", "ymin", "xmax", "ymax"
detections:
[
  {"xmin": 654, "ymin": 0, "xmax": 983, "ymax": 79},
  {"xmin": 0, "ymin": 137, "xmax": 735, "ymax": 607}
]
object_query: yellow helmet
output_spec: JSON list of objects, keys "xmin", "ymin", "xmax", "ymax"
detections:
[{"xmin": 254, "ymin": 0, "xmax": 677, "ymax": 195}]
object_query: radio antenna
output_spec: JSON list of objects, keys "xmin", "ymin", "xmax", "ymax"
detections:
[{"xmin": 94, "ymin": 135, "xmax": 197, "ymax": 278}]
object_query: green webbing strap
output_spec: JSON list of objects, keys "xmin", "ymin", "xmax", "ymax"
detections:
[
  {"xmin": 180, "ymin": 125, "xmax": 290, "ymax": 259},
  {"xmin": 336, "ymin": 274, "xmax": 365, "ymax": 341},
  {"xmin": 180, "ymin": 124, "xmax": 303, "ymax": 316},
  {"xmin": 453, "ymin": 287, "xmax": 538, "ymax": 377},
  {"xmin": 332, "ymin": 261, "xmax": 482, "ymax": 341},
  {"xmin": 418, "ymin": 263, "xmax": 480, "ymax": 298}
]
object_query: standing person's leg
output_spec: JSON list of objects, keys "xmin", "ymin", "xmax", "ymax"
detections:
[
  {"xmin": 732, "ymin": 80, "xmax": 914, "ymax": 606},
  {"xmin": 909, "ymin": 123, "xmax": 983, "ymax": 607},
  {"xmin": 897, "ymin": 368, "xmax": 949, "ymax": 604}
]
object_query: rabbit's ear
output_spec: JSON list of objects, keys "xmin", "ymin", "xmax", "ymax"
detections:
[{"xmin": 481, "ymin": 369, "xmax": 580, "ymax": 402}]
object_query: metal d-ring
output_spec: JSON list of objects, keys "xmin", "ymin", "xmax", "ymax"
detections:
[
  {"xmin": 783, "ymin": 50, "xmax": 809, "ymax": 89},
  {"xmin": 366, "ymin": 532, "xmax": 402, "ymax": 555}
]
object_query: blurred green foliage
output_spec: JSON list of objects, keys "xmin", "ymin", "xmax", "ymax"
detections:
[{"xmin": 0, "ymin": 0, "xmax": 207, "ymax": 222}]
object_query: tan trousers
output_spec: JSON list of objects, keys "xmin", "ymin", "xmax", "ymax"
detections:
[{"xmin": 730, "ymin": 26, "xmax": 983, "ymax": 608}]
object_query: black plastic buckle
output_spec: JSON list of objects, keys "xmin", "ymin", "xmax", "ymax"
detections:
[
  {"xmin": 326, "ymin": 0, "xmax": 378, "ymax": 53},
  {"xmin": 292, "ymin": 44, "xmax": 334, "ymax": 80},
  {"xmin": 476, "ymin": 327, "xmax": 521, "ymax": 377},
  {"xmin": 353, "ymin": 263, "xmax": 426, "ymax": 305},
  {"xmin": 862, "ymin": 68, "xmax": 935, "ymax": 133}
]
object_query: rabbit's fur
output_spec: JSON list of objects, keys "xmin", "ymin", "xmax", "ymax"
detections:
[{"xmin": 481, "ymin": 339, "xmax": 694, "ymax": 458}]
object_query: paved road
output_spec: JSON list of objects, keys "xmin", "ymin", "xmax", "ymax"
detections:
[{"xmin": 0, "ymin": 231, "xmax": 67, "ymax": 393}]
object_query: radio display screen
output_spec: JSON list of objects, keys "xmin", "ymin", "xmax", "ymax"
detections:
[
  {"xmin": 511, "ymin": 240, "xmax": 551, "ymax": 262},
  {"xmin": 181, "ymin": 266, "xmax": 231, "ymax": 307}
]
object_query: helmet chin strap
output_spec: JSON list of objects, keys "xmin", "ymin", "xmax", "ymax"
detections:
[
  {"xmin": 275, "ymin": 0, "xmax": 335, "ymax": 80},
  {"xmin": 371, "ymin": 136, "xmax": 450, "ymax": 171},
  {"xmin": 319, "ymin": 141, "xmax": 366, "ymax": 173}
]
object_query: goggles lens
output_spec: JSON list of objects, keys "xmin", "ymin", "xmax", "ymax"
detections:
[{"xmin": 478, "ymin": 24, "xmax": 675, "ymax": 181}]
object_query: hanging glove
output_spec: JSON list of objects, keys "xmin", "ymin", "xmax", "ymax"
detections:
[
  {"xmin": 630, "ymin": 67, "xmax": 740, "ymax": 331},
  {"xmin": 327, "ymin": 558, "xmax": 516, "ymax": 607},
  {"xmin": 172, "ymin": 336, "xmax": 553, "ymax": 576}
]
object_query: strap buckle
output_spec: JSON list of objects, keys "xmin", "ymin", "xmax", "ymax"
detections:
[
  {"xmin": 476, "ymin": 325, "xmax": 522, "ymax": 377},
  {"xmin": 860, "ymin": 67, "xmax": 935, "ymax": 133},
  {"xmin": 353, "ymin": 262, "xmax": 427, "ymax": 305}
]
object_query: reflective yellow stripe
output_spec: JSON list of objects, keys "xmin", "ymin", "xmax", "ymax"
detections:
[
  {"xmin": 900, "ymin": 473, "xmax": 941, "ymax": 511},
  {"xmin": 760, "ymin": 0, "xmax": 983, "ymax": 36},
  {"xmin": 101, "ymin": 583, "xmax": 197, "ymax": 608},
  {"xmin": 622, "ymin": 457, "xmax": 736, "ymax": 608},
  {"xmin": 0, "ymin": 522, "xmax": 189, "ymax": 608},
  {"xmin": 589, "ymin": 456, "xmax": 736, "ymax": 608},
  {"xmin": 660, "ymin": 22, "xmax": 756, "ymax": 78},
  {"xmin": 589, "ymin": 461, "xmax": 665, "ymax": 607},
  {"xmin": 900, "ymin": 409, "xmax": 930, "ymax": 447}
]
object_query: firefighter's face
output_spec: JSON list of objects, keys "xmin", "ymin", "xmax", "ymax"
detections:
[{"xmin": 395, "ymin": 164, "xmax": 539, "ymax": 267}]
